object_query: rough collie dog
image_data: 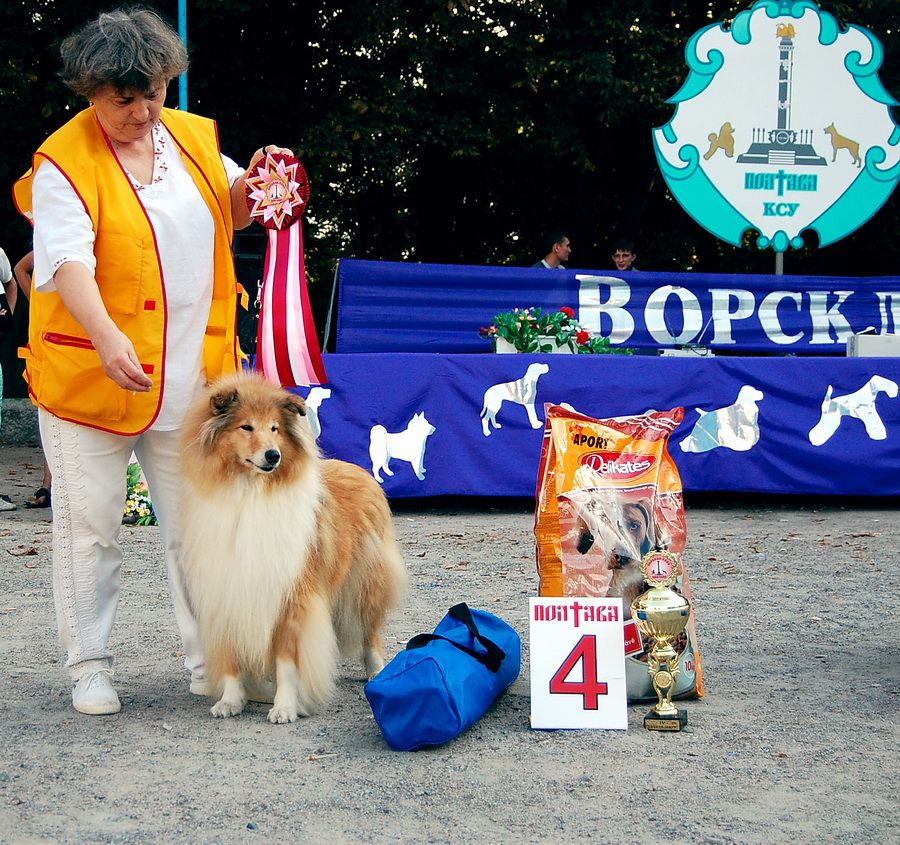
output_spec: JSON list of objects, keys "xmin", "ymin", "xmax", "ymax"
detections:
[{"xmin": 180, "ymin": 373, "xmax": 407, "ymax": 724}]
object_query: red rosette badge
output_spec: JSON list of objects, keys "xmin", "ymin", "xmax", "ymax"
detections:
[{"xmin": 245, "ymin": 151, "xmax": 326, "ymax": 387}]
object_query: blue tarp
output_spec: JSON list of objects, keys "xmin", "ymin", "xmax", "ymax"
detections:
[
  {"xmin": 299, "ymin": 353, "xmax": 900, "ymax": 498},
  {"xmin": 334, "ymin": 259, "xmax": 900, "ymax": 355}
]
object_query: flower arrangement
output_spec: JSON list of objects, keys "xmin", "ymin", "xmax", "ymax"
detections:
[
  {"xmin": 123, "ymin": 461, "xmax": 158, "ymax": 526},
  {"xmin": 479, "ymin": 306, "xmax": 630, "ymax": 354}
]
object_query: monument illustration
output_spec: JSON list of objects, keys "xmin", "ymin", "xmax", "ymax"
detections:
[{"xmin": 736, "ymin": 23, "xmax": 826, "ymax": 167}]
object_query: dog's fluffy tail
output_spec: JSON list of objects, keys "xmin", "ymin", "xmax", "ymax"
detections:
[
  {"xmin": 282, "ymin": 592, "xmax": 340, "ymax": 716},
  {"xmin": 333, "ymin": 522, "xmax": 407, "ymax": 669},
  {"xmin": 382, "ymin": 532, "xmax": 408, "ymax": 610}
]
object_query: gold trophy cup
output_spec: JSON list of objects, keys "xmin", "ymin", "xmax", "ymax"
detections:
[{"xmin": 631, "ymin": 550, "xmax": 691, "ymax": 731}]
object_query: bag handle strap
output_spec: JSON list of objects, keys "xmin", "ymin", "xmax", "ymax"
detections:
[{"xmin": 406, "ymin": 603, "xmax": 506, "ymax": 673}]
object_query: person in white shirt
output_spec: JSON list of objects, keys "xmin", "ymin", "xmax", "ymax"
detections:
[
  {"xmin": 0, "ymin": 247, "xmax": 19, "ymax": 513},
  {"xmin": 18, "ymin": 8, "xmax": 290, "ymax": 715}
]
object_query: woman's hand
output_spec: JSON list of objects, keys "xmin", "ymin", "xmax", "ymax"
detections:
[
  {"xmin": 247, "ymin": 144, "xmax": 295, "ymax": 172},
  {"xmin": 92, "ymin": 324, "xmax": 153, "ymax": 392}
]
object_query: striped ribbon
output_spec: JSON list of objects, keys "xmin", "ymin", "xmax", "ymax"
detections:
[{"xmin": 255, "ymin": 222, "xmax": 326, "ymax": 386}]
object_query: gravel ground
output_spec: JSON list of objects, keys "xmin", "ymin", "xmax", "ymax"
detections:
[{"xmin": 0, "ymin": 444, "xmax": 897, "ymax": 844}]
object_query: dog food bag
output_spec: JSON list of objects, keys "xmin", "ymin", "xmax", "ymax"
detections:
[{"xmin": 534, "ymin": 404, "xmax": 703, "ymax": 700}]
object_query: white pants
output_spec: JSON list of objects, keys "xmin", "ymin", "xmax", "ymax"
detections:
[{"xmin": 39, "ymin": 409, "xmax": 203, "ymax": 682}]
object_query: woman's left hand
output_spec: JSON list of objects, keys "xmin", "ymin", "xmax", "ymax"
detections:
[{"xmin": 247, "ymin": 145, "xmax": 295, "ymax": 172}]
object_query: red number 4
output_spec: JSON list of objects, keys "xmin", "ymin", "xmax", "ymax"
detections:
[{"xmin": 549, "ymin": 635, "xmax": 609, "ymax": 710}]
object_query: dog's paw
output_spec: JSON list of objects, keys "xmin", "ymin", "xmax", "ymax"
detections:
[
  {"xmin": 364, "ymin": 649, "xmax": 385, "ymax": 679},
  {"xmin": 267, "ymin": 704, "xmax": 299, "ymax": 724},
  {"xmin": 210, "ymin": 698, "xmax": 245, "ymax": 718}
]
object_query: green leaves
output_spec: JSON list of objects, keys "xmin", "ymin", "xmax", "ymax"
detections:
[{"xmin": 483, "ymin": 306, "xmax": 630, "ymax": 354}]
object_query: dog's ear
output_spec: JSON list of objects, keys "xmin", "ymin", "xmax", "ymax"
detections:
[
  {"xmin": 281, "ymin": 392, "xmax": 307, "ymax": 417},
  {"xmin": 210, "ymin": 388, "xmax": 239, "ymax": 416},
  {"xmin": 199, "ymin": 388, "xmax": 238, "ymax": 452}
]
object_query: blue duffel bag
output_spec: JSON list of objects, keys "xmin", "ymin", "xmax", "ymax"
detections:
[{"xmin": 364, "ymin": 603, "xmax": 521, "ymax": 751}]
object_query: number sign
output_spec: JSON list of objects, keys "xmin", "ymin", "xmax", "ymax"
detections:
[{"xmin": 529, "ymin": 597, "xmax": 628, "ymax": 730}]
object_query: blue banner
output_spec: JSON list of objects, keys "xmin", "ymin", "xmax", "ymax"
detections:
[
  {"xmin": 334, "ymin": 259, "xmax": 900, "ymax": 355},
  {"xmin": 300, "ymin": 353, "xmax": 900, "ymax": 498}
]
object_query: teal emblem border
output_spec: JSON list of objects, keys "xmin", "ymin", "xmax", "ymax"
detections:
[{"xmin": 653, "ymin": 0, "xmax": 899, "ymax": 252}]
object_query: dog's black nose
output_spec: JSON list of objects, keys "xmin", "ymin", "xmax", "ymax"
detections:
[{"xmin": 264, "ymin": 449, "xmax": 281, "ymax": 465}]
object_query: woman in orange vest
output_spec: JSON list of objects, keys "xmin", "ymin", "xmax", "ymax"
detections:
[{"xmin": 14, "ymin": 8, "xmax": 290, "ymax": 715}]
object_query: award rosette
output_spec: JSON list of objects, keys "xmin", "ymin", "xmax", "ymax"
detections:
[{"xmin": 245, "ymin": 151, "xmax": 326, "ymax": 387}]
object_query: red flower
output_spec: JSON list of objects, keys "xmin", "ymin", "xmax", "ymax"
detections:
[
  {"xmin": 560, "ymin": 306, "xmax": 575, "ymax": 318},
  {"xmin": 576, "ymin": 330, "xmax": 590, "ymax": 345}
]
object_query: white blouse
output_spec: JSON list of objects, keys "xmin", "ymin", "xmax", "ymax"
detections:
[{"xmin": 32, "ymin": 122, "xmax": 244, "ymax": 430}]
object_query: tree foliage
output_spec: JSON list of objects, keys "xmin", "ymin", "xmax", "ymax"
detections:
[{"xmin": 1, "ymin": 0, "xmax": 898, "ymax": 327}]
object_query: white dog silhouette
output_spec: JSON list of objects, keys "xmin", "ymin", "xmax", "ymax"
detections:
[
  {"xmin": 680, "ymin": 385, "xmax": 764, "ymax": 453},
  {"xmin": 303, "ymin": 387, "xmax": 332, "ymax": 439},
  {"xmin": 480, "ymin": 362, "xmax": 549, "ymax": 437},
  {"xmin": 369, "ymin": 412, "xmax": 436, "ymax": 482},
  {"xmin": 808, "ymin": 375, "xmax": 898, "ymax": 446}
]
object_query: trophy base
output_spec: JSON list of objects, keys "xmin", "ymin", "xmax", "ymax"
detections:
[{"xmin": 644, "ymin": 709, "xmax": 688, "ymax": 732}]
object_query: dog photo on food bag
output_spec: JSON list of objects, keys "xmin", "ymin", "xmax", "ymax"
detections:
[
  {"xmin": 180, "ymin": 373, "xmax": 407, "ymax": 724},
  {"xmin": 558, "ymin": 488, "xmax": 655, "ymax": 617}
]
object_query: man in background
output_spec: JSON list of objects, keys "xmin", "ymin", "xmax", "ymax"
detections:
[
  {"xmin": 532, "ymin": 231, "xmax": 571, "ymax": 269},
  {"xmin": 611, "ymin": 239, "xmax": 638, "ymax": 271}
]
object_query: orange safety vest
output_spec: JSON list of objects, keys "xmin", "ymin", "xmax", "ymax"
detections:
[{"xmin": 12, "ymin": 107, "xmax": 240, "ymax": 435}]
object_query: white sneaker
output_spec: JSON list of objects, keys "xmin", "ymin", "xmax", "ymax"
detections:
[
  {"xmin": 72, "ymin": 670, "xmax": 121, "ymax": 715},
  {"xmin": 0, "ymin": 496, "xmax": 16, "ymax": 512}
]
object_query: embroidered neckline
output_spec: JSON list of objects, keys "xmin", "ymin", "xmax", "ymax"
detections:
[{"xmin": 121, "ymin": 123, "xmax": 169, "ymax": 192}]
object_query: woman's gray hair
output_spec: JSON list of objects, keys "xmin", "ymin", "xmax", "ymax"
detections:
[{"xmin": 61, "ymin": 7, "xmax": 188, "ymax": 98}]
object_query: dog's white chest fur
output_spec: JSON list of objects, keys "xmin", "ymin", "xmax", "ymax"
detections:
[{"xmin": 182, "ymin": 466, "xmax": 322, "ymax": 672}]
